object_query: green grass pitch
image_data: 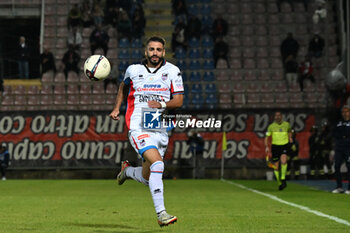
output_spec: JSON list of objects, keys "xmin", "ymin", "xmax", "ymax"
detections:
[{"xmin": 0, "ymin": 179, "xmax": 349, "ymax": 233}]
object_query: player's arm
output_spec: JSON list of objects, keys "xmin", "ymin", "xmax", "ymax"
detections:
[
  {"xmin": 109, "ymin": 82, "xmax": 128, "ymax": 120},
  {"xmin": 264, "ymin": 136, "xmax": 271, "ymax": 154},
  {"xmin": 148, "ymin": 94, "xmax": 183, "ymax": 109}
]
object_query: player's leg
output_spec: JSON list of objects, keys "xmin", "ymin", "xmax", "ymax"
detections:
[
  {"xmin": 344, "ymin": 152, "xmax": 350, "ymax": 194},
  {"xmin": 271, "ymin": 145, "xmax": 281, "ymax": 186},
  {"xmin": 142, "ymin": 148, "xmax": 177, "ymax": 227},
  {"xmin": 332, "ymin": 149, "xmax": 344, "ymax": 193},
  {"xmin": 279, "ymin": 153, "xmax": 288, "ymax": 190}
]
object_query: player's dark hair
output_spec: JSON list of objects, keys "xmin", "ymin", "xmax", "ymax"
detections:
[{"xmin": 146, "ymin": 36, "xmax": 166, "ymax": 46}]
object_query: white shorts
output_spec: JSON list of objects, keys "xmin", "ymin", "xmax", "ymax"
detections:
[{"xmin": 128, "ymin": 130, "xmax": 169, "ymax": 159}]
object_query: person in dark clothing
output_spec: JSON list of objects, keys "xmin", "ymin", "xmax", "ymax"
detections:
[
  {"xmin": 40, "ymin": 47, "xmax": 56, "ymax": 75},
  {"xmin": 67, "ymin": 4, "xmax": 81, "ymax": 29},
  {"xmin": 132, "ymin": 4, "xmax": 146, "ymax": 38},
  {"xmin": 332, "ymin": 105, "xmax": 350, "ymax": 194},
  {"xmin": 186, "ymin": 15, "xmax": 201, "ymax": 40},
  {"xmin": 187, "ymin": 130, "xmax": 205, "ymax": 178},
  {"xmin": 18, "ymin": 36, "xmax": 30, "ymax": 79},
  {"xmin": 172, "ymin": 0, "xmax": 187, "ymax": 16},
  {"xmin": 280, "ymin": 33, "xmax": 299, "ymax": 63},
  {"xmin": 213, "ymin": 36, "xmax": 229, "ymax": 68},
  {"xmin": 298, "ymin": 55, "xmax": 315, "ymax": 91},
  {"xmin": 288, "ymin": 129, "xmax": 300, "ymax": 179},
  {"xmin": 90, "ymin": 24, "xmax": 110, "ymax": 55},
  {"xmin": 0, "ymin": 144, "xmax": 10, "ymax": 180},
  {"xmin": 62, "ymin": 45, "xmax": 80, "ymax": 77},
  {"xmin": 212, "ymin": 15, "xmax": 228, "ymax": 40},
  {"xmin": 308, "ymin": 34, "xmax": 325, "ymax": 58},
  {"xmin": 309, "ymin": 125, "xmax": 320, "ymax": 177},
  {"xmin": 171, "ymin": 22, "xmax": 187, "ymax": 52},
  {"xmin": 318, "ymin": 120, "xmax": 333, "ymax": 176}
]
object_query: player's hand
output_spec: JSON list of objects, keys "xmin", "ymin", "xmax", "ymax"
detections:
[
  {"xmin": 148, "ymin": 101, "xmax": 161, "ymax": 109},
  {"xmin": 289, "ymin": 137, "xmax": 293, "ymax": 143},
  {"xmin": 109, "ymin": 109, "xmax": 120, "ymax": 120},
  {"xmin": 265, "ymin": 147, "xmax": 270, "ymax": 154}
]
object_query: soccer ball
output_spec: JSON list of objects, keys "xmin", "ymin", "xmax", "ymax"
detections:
[{"xmin": 84, "ymin": 55, "xmax": 111, "ymax": 81}]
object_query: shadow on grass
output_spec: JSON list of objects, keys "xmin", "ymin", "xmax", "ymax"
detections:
[{"xmin": 66, "ymin": 223, "xmax": 159, "ymax": 233}]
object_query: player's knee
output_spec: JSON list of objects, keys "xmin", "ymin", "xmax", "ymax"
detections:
[{"xmin": 150, "ymin": 161, "xmax": 164, "ymax": 173}]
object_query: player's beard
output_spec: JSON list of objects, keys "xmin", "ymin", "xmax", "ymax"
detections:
[{"xmin": 147, "ymin": 55, "xmax": 163, "ymax": 67}]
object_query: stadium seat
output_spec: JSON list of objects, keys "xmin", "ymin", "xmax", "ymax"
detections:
[
  {"xmin": 118, "ymin": 38, "xmax": 130, "ymax": 48},
  {"xmin": 256, "ymin": 26, "xmax": 268, "ymax": 36},
  {"xmin": 203, "ymin": 71, "xmax": 215, "ymax": 81},
  {"xmin": 230, "ymin": 59, "xmax": 242, "ymax": 69},
  {"xmin": 189, "ymin": 60, "xmax": 201, "ymax": 70},
  {"xmin": 131, "ymin": 38, "xmax": 142, "ymax": 48},
  {"xmin": 202, "ymin": 48, "xmax": 213, "ymax": 59},
  {"xmin": 260, "ymin": 82, "xmax": 274, "ymax": 93},
  {"xmin": 54, "ymin": 72, "xmax": 66, "ymax": 83},
  {"xmin": 257, "ymin": 59, "xmax": 269, "ymax": 69},
  {"xmin": 27, "ymin": 95, "xmax": 40, "ymax": 109},
  {"xmin": 254, "ymin": 3, "xmax": 266, "ymax": 13},
  {"xmin": 258, "ymin": 71, "xmax": 270, "ymax": 81},
  {"xmin": 14, "ymin": 95, "xmax": 27, "ymax": 106},
  {"xmin": 269, "ymin": 25, "xmax": 280, "ymax": 36},
  {"xmin": 53, "ymin": 94, "xmax": 66, "ymax": 106},
  {"xmin": 118, "ymin": 61, "xmax": 129, "ymax": 71},
  {"xmin": 244, "ymin": 70, "xmax": 256, "ymax": 80},
  {"xmin": 189, "ymin": 49, "xmax": 200, "ymax": 59},
  {"xmin": 118, "ymin": 49, "xmax": 130, "ymax": 59},
  {"xmin": 188, "ymin": 4, "xmax": 199, "ymax": 15},
  {"xmin": 261, "ymin": 93, "xmax": 274, "ymax": 104},
  {"xmin": 188, "ymin": 37, "xmax": 200, "ymax": 48},
  {"xmin": 131, "ymin": 49, "xmax": 142, "ymax": 60},
  {"xmin": 191, "ymin": 83, "xmax": 202, "ymax": 93},
  {"xmin": 242, "ymin": 48, "xmax": 255, "ymax": 58},
  {"xmin": 205, "ymin": 83, "xmax": 217, "ymax": 93},
  {"xmin": 66, "ymin": 84, "xmax": 79, "ymax": 94},
  {"xmin": 79, "ymin": 94, "xmax": 92, "ymax": 105},
  {"xmin": 233, "ymin": 93, "xmax": 246, "ymax": 107},
  {"xmin": 230, "ymin": 70, "xmax": 243, "ymax": 81},
  {"xmin": 256, "ymin": 36, "xmax": 268, "ymax": 47},
  {"xmin": 254, "ymin": 14, "xmax": 266, "ymax": 25},
  {"xmin": 243, "ymin": 59, "xmax": 256, "ymax": 69},
  {"xmin": 271, "ymin": 58, "xmax": 283, "ymax": 69},
  {"xmin": 241, "ymin": 14, "xmax": 253, "ymax": 25},
  {"xmin": 256, "ymin": 47, "xmax": 268, "ymax": 57},
  {"xmin": 189, "ymin": 71, "xmax": 201, "ymax": 82},
  {"xmin": 274, "ymin": 82, "xmax": 287, "ymax": 92},
  {"xmin": 92, "ymin": 94, "xmax": 105, "ymax": 105},
  {"xmin": 201, "ymin": 35, "xmax": 213, "ymax": 48},
  {"xmin": 41, "ymin": 84, "xmax": 53, "ymax": 94},
  {"xmin": 106, "ymin": 83, "xmax": 117, "ymax": 94},
  {"xmin": 67, "ymin": 71, "xmax": 79, "ymax": 83},
  {"xmin": 219, "ymin": 94, "xmax": 232, "ymax": 104},
  {"xmin": 216, "ymin": 69, "xmax": 230, "ymax": 81},
  {"xmin": 247, "ymin": 83, "xmax": 260, "ymax": 93},
  {"xmin": 203, "ymin": 60, "xmax": 215, "ymax": 70},
  {"xmin": 229, "ymin": 47, "xmax": 241, "ymax": 58},
  {"xmin": 13, "ymin": 85, "xmax": 26, "ymax": 94},
  {"xmin": 201, "ymin": 4, "xmax": 211, "ymax": 15},
  {"xmin": 232, "ymin": 83, "xmax": 245, "ymax": 93},
  {"xmin": 108, "ymin": 38, "xmax": 118, "ymax": 48},
  {"xmin": 247, "ymin": 93, "xmax": 260, "ymax": 104},
  {"xmin": 274, "ymin": 93, "xmax": 289, "ymax": 104},
  {"xmin": 218, "ymin": 83, "xmax": 231, "ymax": 93},
  {"xmin": 174, "ymin": 47, "xmax": 187, "ymax": 59},
  {"xmin": 80, "ymin": 83, "xmax": 92, "ymax": 94},
  {"xmin": 176, "ymin": 60, "xmax": 187, "ymax": 70},
  {"xmin": 66, "ymin": 94, "xmax": 80, "ymax": 105},
  {"xmin": 54, "ymin": 84, "xmax": 65, "ymax": 94},
  {"xmin": 242, "ymin": 26, "xmax": 254, "ymax": 36},
  {"xmin": 271, "ymin": 70, "xmax": 284, "ymax": 81}
]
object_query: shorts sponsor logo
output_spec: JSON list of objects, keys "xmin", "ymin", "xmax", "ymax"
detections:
[{"xmin": 140, "ymin": 139, "xmax": 146, "ymax": 147}]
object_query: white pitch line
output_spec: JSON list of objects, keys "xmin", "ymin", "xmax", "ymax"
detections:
[{"xmin": 222, "ymin": 179, "xmax": 350, "ymax": 227}]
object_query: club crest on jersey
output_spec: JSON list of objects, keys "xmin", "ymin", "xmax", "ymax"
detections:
[
  {"xmin": 162, "ymin": 73, "xmax": 168, "ymax": 81},
  {"xmin": 140, "ymin": 139, "xmax": 146, "ymax": 147}
]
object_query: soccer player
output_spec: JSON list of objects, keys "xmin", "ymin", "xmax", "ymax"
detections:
[
  {"xmin": 109, "ymin": 36, "xmax": 184, "ymax": 226},
  {"xmin": 265, "ymin": 111, "xmax": 292, "ymax": 190},
  {"xmin": 332, "ymin": 105, "xmax": 350, "ymax": 194}
]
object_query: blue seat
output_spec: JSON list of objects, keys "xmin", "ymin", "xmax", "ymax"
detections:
[
  {"xmin": 189, "ymin": 48, "xmax": 200, "ymax": 59},
  {"xmin": 118, "ymin": 38, "xmax": 129, "ymax": 48},
  {"xmin": 202, "ymin": 49, "xmax": 213, "ymax": 59},
  {"xmin": 118, "ymin": 61, "xmax": 129, "ymax": 71},
  {"xmin": 203, "ymin": 71, "xmax": 215, "ymax": 81},
  {"xmin": 201, "ymin": 4, "xmax": 211, "ymax": 15},
  {"xmin": 188, "ymin": 4, "xmax": 199, "ymax": 15},
  {"xmin": 205, "ymin": 93, "xmax": 217, "ymax": 104},
  {"xmin": 202, "ymin": 59, "xmax": 214, "ymax": 70},
  {"xmin": 175, "ymin": 47, "xmax": 187, "ymax": 59},
  {"xmin": 189, "ymin": 71, "xmax": 201, "ymax": 81},
  {"xmin": 176, "ymin": 60, "xmax": 187, "ymax": 70},
  {"xmin": 201, "ymin": 35, "xmax": 213, "ymax": 48},
  {"xmin": 118, "ymin": 72, "xmax": 125, "ymax": 82},
  {"xmin": 118, "ymin": 49, "xmax": 129, "ymax": 59},
  {"xmin": 191, "ymin": 83, "xmax": 202, "ymax": 93},
  {"xmin": 131, "ymin": 38, "xmax": 142, "ymax": 48},
  {"xmin": 205, "ymin": 83, "xmax": 217, "ymax": 93},
  {"xmin": 131, "ymin": 49, "xmax": 142, "ymax": 59},
  {"xmin": 188, "ymin": 37, "xmax": 200, "ymax": 48},
  {"xmin": 189, "ymin": 60, "xmax": 201, "ymax": 70},
  {"xmin": 192, "ymin": 93, "xmax": 204, "ymax": 104},
  {"xmin": 183, "ymin": 84, "xmax": 189, "ymax": 96}
]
